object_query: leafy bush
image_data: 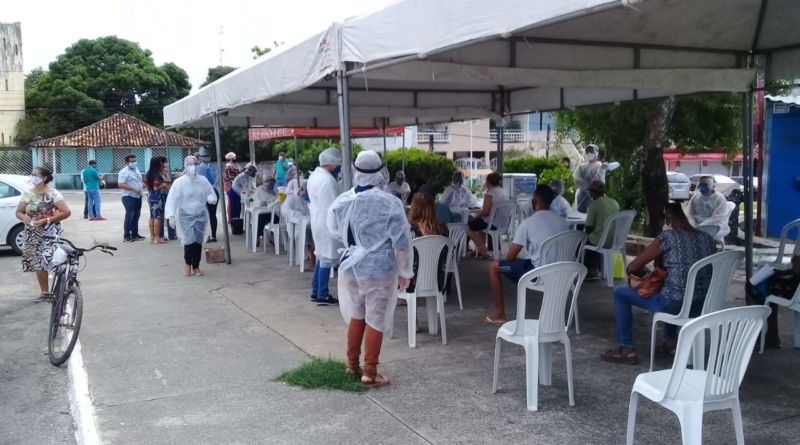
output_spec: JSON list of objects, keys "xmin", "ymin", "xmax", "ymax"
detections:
[
  {"xmin": 503, "ymin": 156, "xmax": 576, "ymax": 204},
  {"xmin": 384, "ymin": 148, "xmax": 458, "ymax": 193},
  {"xmin": 274, "ymin": 139, "xmax": 362, "ymax": 175}
]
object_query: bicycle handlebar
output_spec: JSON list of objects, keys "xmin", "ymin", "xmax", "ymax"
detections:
[{"xmin": 42, "ymin": 235, "xmax": 116, "ymax": 254}]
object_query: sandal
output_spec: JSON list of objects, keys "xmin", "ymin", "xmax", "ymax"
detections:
[
  {"xmin": 482, "ymin": 315, "xmax": 506, "ymax": 325},
  {"xmin": 183, "ymin": 266, "xmax": 192, "ymax": 277},
  {"xmin": 361, "ymin": 373, "xmax": 390, "ymax": 387},
  {"xmin": 600, "ymin": 347, "xmax": 639, "ymax": 365},
  {"xmin": 656, "ymin": 339, "xmax": 677, "ymax": 355},
  {"xmin": 477, "ymin": 253, "xmax": 493, "ymax": 260}
]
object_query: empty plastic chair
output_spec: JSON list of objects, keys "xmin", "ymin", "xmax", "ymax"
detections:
[
  {"xmin": 492, "ymin": 262, "xmax": 588, "ymax": 411},
  {"xmin": 386, "ymin": 235, "xmax": 452, "ymax": 348},
  {"xmin": 446, "ymin": 223, "xmax": 468, "ymax": 310},
  {"xmin": 627, "ymin": 306, "xmax": 770, "ymax": 445},
  {"xmin": 447, "ymin": 223, "xmax": 468, "ymax": 258},
  {"xmin": 262, "ymin": 202, "xmax": 286, "ymax": 255},
  {"xmin": 581, "ymin": 210, "xmax": 636, "ymax": 287},
  {"xmin": 483, "ymin": 200, "xmax": 517, "ymax": 259},
  {"xmin": 758, "ymin": 218, "xmax": 800, "ymax": 270},
  {"xmin": 538, "ymin": 231, "xmax": 588, "ymax": 334},
  {"xmin": 649, "ymin": 250, "xmax": 744, "ymax": 371}
]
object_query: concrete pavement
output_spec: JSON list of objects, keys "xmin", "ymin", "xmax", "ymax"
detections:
[{"xmin": 2, "ymin": 190, "xmax": 799, "ymax": 444}]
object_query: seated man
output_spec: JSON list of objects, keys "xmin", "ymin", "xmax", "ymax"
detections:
[
  {"xmin": 583, "ymin": 180, "xmax": 620, "ymax": 278},
  {"xmin": 484, "ymin": 185, "xmax": 568, "ymax": 323},
  {"xmin": 548, "ymin": 179, "xmax": 572, "ymax": 218},
  {"xmin": 686, "ymin": 175, "xmax": 730, "ymax": 240}
]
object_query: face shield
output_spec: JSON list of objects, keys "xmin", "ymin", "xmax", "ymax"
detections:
[
  {"xmin": 184, "ymin": 156, "xmax": 199, "ymax": 177},
  {"xmin": 354, "ymin": 151, "xmax": 389, "ymax": 188}
]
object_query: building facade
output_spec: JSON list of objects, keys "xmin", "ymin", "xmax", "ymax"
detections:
[{"xmin": 0, "ymin": 22, "xmax": 23, "ymax": 146}]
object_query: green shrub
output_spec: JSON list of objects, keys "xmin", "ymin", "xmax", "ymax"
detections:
[
  {"xmin": 384, "ymin": 148, "xmax": 458, "ymax": 193},
  {"xmin": 504, "ymin": 156, "xmax": 576, "ymax": 204},
  {"xmin": 274, "ymin": 139, "xmax": 362, "ymax": 175}
]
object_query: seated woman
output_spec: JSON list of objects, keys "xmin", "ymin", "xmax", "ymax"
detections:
[
  {"xmin": 601, "ymin": 203, "xmax": 716, "ymax": 365},
  {"xmin": 251, "ymin": 177, "xmax": 277, "ymax": 245},
  {"xmin": 466, "ymin": 172, "xmax": 508, "ymax": 259},
  {"xmin": 747, "ymin": 255, "xmax": 800, "ymax": 348},
  {"xmin": 406, "ymin": 192, "xmax": 449, "ymax": 294}
]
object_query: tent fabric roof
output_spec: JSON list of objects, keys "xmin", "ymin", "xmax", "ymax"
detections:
[
  {"xmin": 248, "ymin": 126, "xmax": 405, "ymax": 141},
  {"xmin": 31, "ymin": 113, "xmax": 206, "ymax": 148},
  {"xmin": 164, "ymin": 0, "xmax": 800, "ymax": 129}
]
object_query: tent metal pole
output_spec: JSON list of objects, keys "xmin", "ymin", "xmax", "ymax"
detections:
[
  {"xmin": 247, "ymin": 117, "xmax": 256, "ymax": 163},
  {"xmin": 382, "ymin": 118, "xmax": 387, "ymax": 159},
  {"xmin": 293, "ymin": 135, "xmax": 299, "ymax": 179},
  {"xmin": 213, "ymin": 112, "xmax": 232, "ymax": 265},
  {"xmin": 496, "ymin": 126, "xmax": 504, "ymax": 174},
  {"xmin": 401, "ymin": 128, "xmax": 406, "ymax": 173},
  {"xmin": 337, "ymin": 69, "xmax": 353, "ymax": 189},
  {"xmin": 742, "ymin": 90, "xmax": 754, "ymax": 281}
]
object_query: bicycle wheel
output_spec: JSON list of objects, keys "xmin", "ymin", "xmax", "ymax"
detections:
[{"xmin": 48, "ymin": 284, "xmax": 83, "ymax": 366}]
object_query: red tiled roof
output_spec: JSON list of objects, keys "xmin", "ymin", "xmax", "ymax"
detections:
[{"xmin": 30, "ymin": 113, "xmax": 206, "ymax": 148}]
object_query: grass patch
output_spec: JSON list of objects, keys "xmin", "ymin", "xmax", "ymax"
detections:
[{"xmin": 275, "ymin": 357, "xmax": 367, "ymax": 393}]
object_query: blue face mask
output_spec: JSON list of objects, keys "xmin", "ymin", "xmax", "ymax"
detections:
[
  {"xmin": 128, "ymin": 161, "xmax": 138, "ymax": 170},
  {"xmin": 302, "ymin": 193, "xmax": 310, "ymax": 202},
  {"xmin": 698, "ymin": 185, "xmax": 711, "ymax": 195},
  {"xmin": 332, "ymin": 165, "xmax": 342, "ymax": 177},
  {"xmin": 267, "ymin": 182, "xmax": 275, "ymax": 191}
]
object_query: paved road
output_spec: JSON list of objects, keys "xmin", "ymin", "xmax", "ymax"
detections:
[{"xmin": 0, "ymin": 247, "xmax": 76, "ymax": 445}]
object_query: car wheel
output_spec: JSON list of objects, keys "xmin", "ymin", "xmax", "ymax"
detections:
[{"xmin": 8, "ymin": 224, "xmax": 24, "ymax": 255}]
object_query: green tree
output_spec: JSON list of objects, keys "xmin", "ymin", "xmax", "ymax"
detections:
[
  {"xmin": 16, "ymin": 36, "xmax": 191, "ymax": 144},
  {"xmin": 556, "ymin": 93, "xmax": 742, "ymax": 236},
  {"xmin": 384, "ymin": 148, "xmax": 457, "ymax": 193},
  {"xmin": 200, "ymin": 65, "xmax": 237, "ymax": 88}
]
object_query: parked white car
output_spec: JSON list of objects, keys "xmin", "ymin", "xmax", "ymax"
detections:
[
  {"xmin": 0, "ymin": 174, "xmax": 32, "ymax": 255},
  {"xmin": 667, "ymin": 171, "xmax": 691, "ymax": 201}
]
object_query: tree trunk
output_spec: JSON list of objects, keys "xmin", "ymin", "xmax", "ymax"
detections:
[{"xmin": 641, "ymin": 97, "xmax": 677, "ymax": 237}]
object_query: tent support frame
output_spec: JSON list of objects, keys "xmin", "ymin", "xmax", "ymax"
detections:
[
  {"xmin": 337, "ymin": 68, "xmax": 353, "ymax": 189},
  {"xmin": 213, "ymin": 112, "xmax": 232, "ymax": 265}
]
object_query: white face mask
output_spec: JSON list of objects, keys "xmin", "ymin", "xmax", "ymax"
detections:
[
  {"xmin": 185, "ymin": 165, "xmax": 198, "ymax": 177},
  {"xmin": 586, "ymin": 152, "xmax": 597, "ymax": 161},
  {"xmin": 29, "ymin": 175, "xmax": 44, "ymax": 186}
]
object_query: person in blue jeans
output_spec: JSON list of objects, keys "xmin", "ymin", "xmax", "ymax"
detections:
[
  {"xmin": 117, "ymin": 154, "xmax": 145, "ymax": 242},
  {"xmin": 600, "ymin": 203, "xmax": 716, "ymax": 365},
  {"xmin": 82, "ymin": 160, "xmax": 105, "ymax": 220}
]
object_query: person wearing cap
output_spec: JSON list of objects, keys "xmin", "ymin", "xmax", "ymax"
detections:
[
  {"xmin": 229, "ymin": 165, "xmax": 257, "ymax": 222},
  {"xmin": 686, "ymin": 175, "xmax": 730, "ymax": 240},
  {"xmin": 165, "ymin": 156, "xmax": 218, "ymax": 277},
  {"xmin": 573, "ymin": 144, "xmax": 612, "ymax": 213},
  {"xmin": 385, "ymin": 170, "xmax": 411, "ymax": 202},
  {"xmin": 548, "ymin": 178, "xmax": 572, "ymax": 218},
  {"xmin": 583, "ymin": 180, "xmax": 620, "ymax": 278},
  {"xmin": 327, "ymin": 150, "xmax": 413, "ymax": 386},
  {"xmin": 196, "ymin": 148, "xmax": 219, "ymax": 242},
  {"xmin": 308, "ymin": 147, "xmax": 343, "ymax": 305},
  {"xmin": 440, "ymin": 171, "xmax": 478, "ymax": 221}
]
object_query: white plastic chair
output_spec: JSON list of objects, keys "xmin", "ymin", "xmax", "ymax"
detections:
[
  {"xmin": 581, "ymin": 210, "xmax": 636, "ymax": 287},
  {"xmin": 627, "ymin": 306, "xmax": 770, "ymax": 445},
  {"xmin": 262, "ymin": 202, "xmax": 286, "ymax": 255},
  {"xmin": 759, "ymin": 284, "xmax": 800, "ymax": 352},
  {"xmin": 649, "ymin": 250, "xmax": 744, "ymax": 371},
  {"xmin": 247, "ymin": 206, "xmax": 274, "ymax": 253},
  {"xmin": 446, "ymin": 224, "xmax": 467, "ymax": 310},
  {"xmin": 758, "ymin": 218, "xmax": 800, "ymax": 270},
  {"xmin": 447, "ymin": 223, "xmax": 468, "ymax": 258},
  {"xmin": 538, "ymin": 231, "xmax": 588, "ymax": 334},
  {"xmin": 482, "ymin": 200, "xmax": 517, "ymax": 259},
  {"xmin": 292, "ymin": 215, "xmax": 310, "ymax": 273},
  {"xmin": 492, "ymin": 262, "xmax": 588, "ymax": 411},
  {"xmin": 387, "ymin": 235, "xmax": 452, "ymax": 348}
]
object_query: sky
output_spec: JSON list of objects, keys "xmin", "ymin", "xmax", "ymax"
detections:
[{"xmin": 3, "ymin": 0, "xmax": 395, "ymax": 90}]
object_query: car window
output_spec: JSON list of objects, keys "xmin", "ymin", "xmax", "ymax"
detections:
[
  {"xmin": 667, "ymin": 174, "xmax": 689, "ymax": 183},
  {"xmin": 0, "ymin": 181, "xmax": 21, "ymax": 199}
]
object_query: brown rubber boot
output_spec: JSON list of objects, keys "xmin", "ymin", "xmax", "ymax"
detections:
[
  {"xmin": 347, "ymin": 318, "xmax": 366, "ymax": 374},
  {"xmin": 361, "ymin": 325, "xmax": 389, "ymax": 386}
]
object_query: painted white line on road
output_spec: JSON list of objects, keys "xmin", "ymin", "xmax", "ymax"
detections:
[{"xmin": 68, "ymin": 340, "xmax": 101, "ymax": 445}]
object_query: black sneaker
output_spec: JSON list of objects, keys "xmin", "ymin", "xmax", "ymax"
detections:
[
  {"xmin": 208, "ymin": 237, "xmax": 217, "ymax": 243},
  {"xmin": 33, "ymin": 293, "xmax": 54, "ymax": 303},
  {"xmin": 316, "ymin": 296, "xmax": 339, "ymax": 306},
  {"xmin": 132, "ymin": 235, "xmax": 146, "ymax": 241},
  {"xmin": 124, "ymin": 236, "xmax": 134, "ymax": 242},
  {"xmin": 310, "ymin": 295, "xmax": 318, "ymax": 302}
]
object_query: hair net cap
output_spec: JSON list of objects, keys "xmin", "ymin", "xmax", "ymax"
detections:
[
  {"xmin": 585, "ymin": 144, "xmax": 599, "ymax": 154},
  {"xmin": 395, "ymin": 170, "xmax": 406, "ymax": 180},
  {"xmin": 353, "ymin": 150, "xmax": 389, "ymax": 188},
  {"xmin": 184, "ymin": 155, "xmax": 198, "ymax": 167},
  {"xmin": 225, "ymin": 152, "xmax": 237, "ymax": 160},
  {"xmin": 548, "ymin": 178, "xmax": 564, "ymax": 195},
  {"xmin": 318, "ymin": 147, "xmax": 342, "ymax": 166}
]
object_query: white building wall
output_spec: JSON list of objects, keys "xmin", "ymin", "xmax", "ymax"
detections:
[{"xmin": 0, "ymin": 22, "xmax": 24, "ymax": 146}]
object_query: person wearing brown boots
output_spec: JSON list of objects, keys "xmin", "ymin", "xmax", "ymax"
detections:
[{"xmin": 328, "ymin": 151, "xmax": 413, "ymax": 387}]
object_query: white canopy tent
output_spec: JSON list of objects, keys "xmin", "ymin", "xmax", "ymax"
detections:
[{"xmin": 165, "ymin": 0, "xmax": 800, "ymax": 265}]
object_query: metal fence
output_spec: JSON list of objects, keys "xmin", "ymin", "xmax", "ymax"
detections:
[{"xmin": 0, "ymin": 147, "xmax": 33, "ymax": 175}]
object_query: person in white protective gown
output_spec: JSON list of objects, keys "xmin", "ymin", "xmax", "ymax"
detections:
[
  {"xmin": 281, "ymin": 179, "xmax": 313, "ymax": 265},
  {"xmin": 307, "ymin": 147, "xmax": 343, "ymax": 305},
  {"xmin": 548, "ymin": 178, "xmax": 572, "ymax": 218},
  {"xmin": 686, "ymin": 175, "xmax": 731, "ymax": 240},
  {"xmin": 573, "ymin": 144, "xmax": 619, "ymax": 213},
  {"xmin": 327, "ymin": 150, "xmax": 413, "ymax": 387},
  {"xmin": 440, "ymin": 171, "xmax": 478, "ymax": 221},
  {"xmin": 165, "ymin": 156, "xmax": 218, "ymax": 277}
]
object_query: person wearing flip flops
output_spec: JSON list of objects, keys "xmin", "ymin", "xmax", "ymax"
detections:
[
  {"xmin": 600, "ymin": 203, "xmax": 716, "ymax": 365},
  {"xmin": 484, "ymin": 185, "xmax": 568, "ymax": 324},
  {"xmin": 328, "ymin": 150, "xmax": 413, "ymax": 387}
]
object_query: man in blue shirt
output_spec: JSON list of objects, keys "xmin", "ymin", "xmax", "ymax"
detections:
[
  {"xmin": 118, "ymin": 154, "xmax": 145, "ymax": 242},
  {"xmin": 82, "ymin": 160, "xmax": 105, "ymax": 221},
  {"xmin": 196, "ymin": 148, "xmax": 220, "ymax": 242}
]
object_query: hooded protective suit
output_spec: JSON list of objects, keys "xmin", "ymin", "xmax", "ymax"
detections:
[
  {"xmin": 281, "ymin": 179, "xmax": 309, "ymax": 221},
  {"xmin": 308, "ymin": 147, "xmax": 342, "ymax": 262},
  {"xmin": 165, "ymin": 157, "xmax": 218, "ymax": 245},
  {"xmin": 686, "ymin": 189, "xmax": 730, "ymax": 239},
  {"xmin": 573, "ymin": 145, "xmax": 608, "ymax": 213},
  {"xmin": 327, "ymin": 151, "xmax": 413, "ymax": 332},
  {"xmin": 441, "ymin": 171, "xmax": 478, "ymax": 210}
]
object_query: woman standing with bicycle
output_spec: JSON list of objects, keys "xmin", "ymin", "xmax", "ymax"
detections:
[{"xmin": 15, "ymin": 166, "xmax": 72, "ymax": 302}]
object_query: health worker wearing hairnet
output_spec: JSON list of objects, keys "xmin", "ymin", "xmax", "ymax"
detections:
[
  {"xmin": 327, "ymin": 150, "xmax": 413, "ymax": 387},
  {"xmin": 686, "ymin": 175, "xmax": 730, "ymax": 240},
  {"xmin": 573, "ymin": 144, "xmax": 619, "ymax": 213},
  {"xmin": 308, "ymin": 147, "xmax": 343, "ymax": 305},
  {"xmin": 440, "ymin": 171, "xmax": 478, "ymax": 221},
  {"xmin": 165, "ymin": 156, "xmax": 218, "ymax": 277}
]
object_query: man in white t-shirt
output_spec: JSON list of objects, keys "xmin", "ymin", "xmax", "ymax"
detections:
[{"xmin": 484, "ymin": 185, "xmax": 569, "ymax": 324}]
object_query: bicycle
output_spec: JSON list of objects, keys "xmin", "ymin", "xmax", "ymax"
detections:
[{"xmin": 43, "ymin": 236, "xmax": 116, "ymax": 366}]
